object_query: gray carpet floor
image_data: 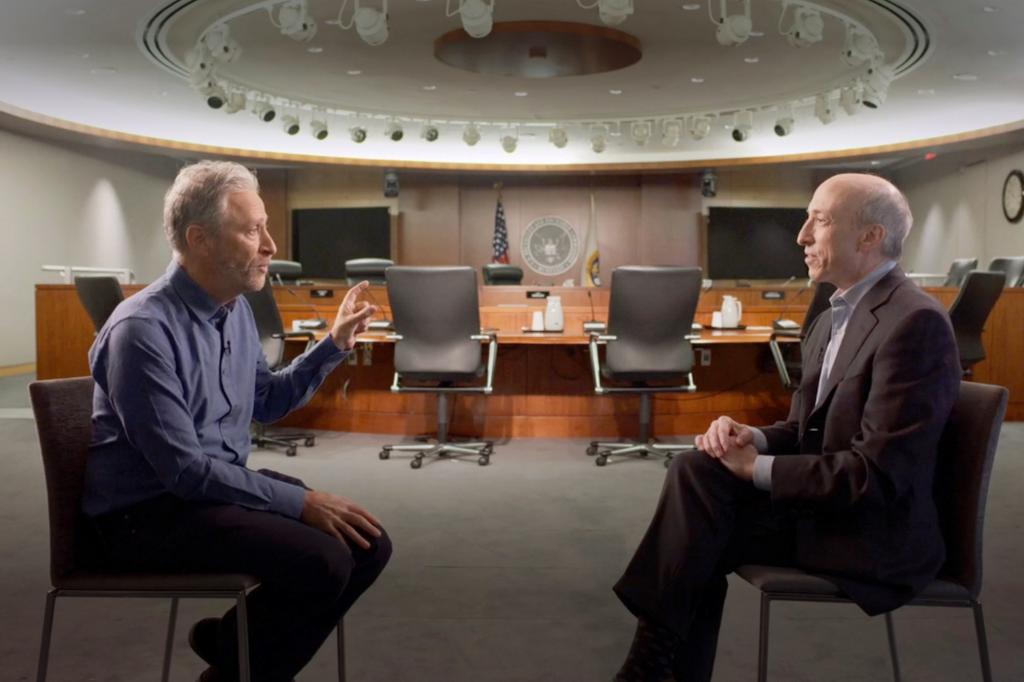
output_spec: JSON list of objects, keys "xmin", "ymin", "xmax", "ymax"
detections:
[{"xmin": 1, "ymin": 373, "xmax": 1021, "ymax": 681}]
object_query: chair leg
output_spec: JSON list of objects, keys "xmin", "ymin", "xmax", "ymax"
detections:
[
  {"xmin": 161, "ymin": 598, "xmax": 179, "ymax": 682},
  {"xmin": 237, "ymin": 592, "xmax": 251, "ymax": 682},
  {"xmin": 757, "ymin": 594, "xmax": 770, "ymax": 682},
  {"xmin": 336, "ymin": 619, "xmax": 346, "ymax": 682},
  {"xmin": 36, "ymin": 590, "xmax": 57, "ymax": 682},
  {"xmin": 972, "ymin": 602, "xmax": 993, "ymax": 682},
  {"xmin": 884, "ymin": 611, "xmax": 902, "ymax": 682}
]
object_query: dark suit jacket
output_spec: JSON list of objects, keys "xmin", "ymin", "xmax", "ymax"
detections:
[{"xmin": 761, "ymin": 266, "xmax": 961, "ymax": 615}]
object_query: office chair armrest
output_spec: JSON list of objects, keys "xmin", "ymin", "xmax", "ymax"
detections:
[
  {"xmin": 769, "ymin": 329, "xmax": 802, "ymax": 340},
  {"xmin": 471, "ymin": 332, "xmax": 499, "ymax": 393},
  {"xmin": 272, "ymin": 331, "xmax": 316, "ymax": 341},
  {"xmin": 385, "ymin": 333, "xmax": 404, "ymax": 341},
  {"xmin": 594, "ymin": 334, "xmax": 618, "ymax": 343}
]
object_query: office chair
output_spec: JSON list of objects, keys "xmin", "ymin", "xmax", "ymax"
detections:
[
  {"xmin": 948, "ymin": 270, "xmax": 1005, "ymax": 377},
  {"xmin": 986, "ymin": 256, "xmax": 1024, "ymax": 287},
  {"xmin": 586, "ymin": 266, "xmax": 703, "ymax": 467},
  {"xmin": 73, "ymin": 276, "xmax": 124, "ymax": 332},
  {"xmin": 269, "ymin": 259, "xmax": 303, "ymax": 284},
  {"xmin": 344, "ymin": 258, "xmax": 393, "ymax": 285},
  {"xmin": 482, "ymin": 263, "xmax": 524, "ymax": 285},
  {"xmin": 379, "ymin": 266, "xmax": 498, "ymax": 469},
  {"xmin": 768, "ymin": 282, "xmax": 837, "ymax": 390},
  {"xmin": 943, "ymin": 258, "xmax": 978, "ymax": 287},
  {"xmin": 735, "ymin": 381, "xmax": 1007, "ymax": 682},
  {"xmin": 242, "ymin": 280, "xmax": 319, "ymax": 457},
  {"xmin": 29, "ymin": 377, "xmax": 348, "ymax": 682}
]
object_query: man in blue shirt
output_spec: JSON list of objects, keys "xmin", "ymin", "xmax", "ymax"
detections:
[{"xmin": 84, "ymin": 160, "xmax": 391, "ymax": 682}]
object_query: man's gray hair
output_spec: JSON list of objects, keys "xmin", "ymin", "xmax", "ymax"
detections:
[
  {"xmin": 857, "ymin": 178, "xmax": 913, "ymax": 259},
  {"xmin": 163, "ymin": 160, "xmax": 259, "ymax": 254}
]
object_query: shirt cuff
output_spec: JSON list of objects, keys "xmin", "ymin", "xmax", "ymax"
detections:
[
  {"xmin": 267, "ymin": 477, "xmax": 307, "ymax": 519},
  {"xmin": 753, "ymin": 455, "xmax": 774, "ymax": 491},
  {"xmin": 751, "ymin": 427, "xmax": 769, "ymax": 453}
]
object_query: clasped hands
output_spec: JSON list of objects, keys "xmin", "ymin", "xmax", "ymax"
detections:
[
  {"xmin": 329, "ymin": 280, "xmax": 378, "ymax": 350},
  {"xmin": 694, "ymin": 416, "xmax": 759, "ymax": 481}
]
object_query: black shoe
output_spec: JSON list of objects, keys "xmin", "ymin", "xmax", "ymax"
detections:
[
  {"xmin": 614, "ymin": 618, "xmax": 680, "ymax": 682},
  {"xmin": 189, "ymin": 617, "xmax": 221, "ymax": 668}
]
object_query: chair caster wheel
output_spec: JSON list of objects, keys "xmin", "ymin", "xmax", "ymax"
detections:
[
  {"xmin": 596, "ymin": 455, "xmax": 607, "ymax": 467},
  {"xmin": 586, "ymin": 445, "xmax": 598, "ymax": 456},
  {"xmin": 478, "ymin": 455, "xmax": 490, "ymax": 466},
  {"xmin": 639, "ymin": 452, "xmax": 649, "ymax": 457},
  {"xmin": 410, "ymin": 458, "xmax": 423, "ymax": 469},
  {"xmin": 379, "ymin": 450, "xmax": 390, "ymax": 460},
  {"xmin": 304, "ymin": 437, "xmax": 316, "ymax": 447},
  {"xmin": 286, "ymin": 445, "xmax": 297, "ymax": 457},
  {"xmin": 482, "ymin": 446, "xmax": 493, "ymax": 456}
]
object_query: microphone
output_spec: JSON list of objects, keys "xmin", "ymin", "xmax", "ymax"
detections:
[
  {"xmin": 582, "ymin": 289, "xmax": 605, "ymax": 333},
  {"xmin": 280, "ymin": 282, "xmax": 327, "ymax": 330},
  {"xmin": 773, "ymin": 278, "xmax": 811, "ymax": 331}
]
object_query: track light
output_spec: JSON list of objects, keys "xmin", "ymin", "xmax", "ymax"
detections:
[
  {"xmin": 252, "ymin": 101, "xmax": 276, "ymax": 122},
  {"xmin": 384, "ymin": 121, "xmax": 403, "ymax": 141},
  {"xmin": 453, "ymin": 0, "xmax": 494, "ymax": 38},
  {"xmin": 500, "ymin": 133, "xmax": 517, "ymax": 153},
  {"xmin": 784, "ymin": 6, "xmax": 824, "ymax": 48},
  {"xmin": 355, "ymin": 1, "xmax": 389, "ymax": 46},
  {"xmin": 598, "ymin": 0, "xmax": 634, "ymax": 26},
  {"xmin": 421, "ymin": 124, "xmax": 439, "ymax": 142},
  {"xmin": 590, "ymin": 126, "xmax": 607, "ymax": 153},
  {"xmin": 350, "ymin": 126, "xmax": 367, "ymax": 143},
  {"xmin": 841, "ymin": 24, "xmax": 881, "ymax": 67},
  {"xmin": 275, "ymin": 0, "xmax": 318, "ymax": 42},
  {"xmin": 689, "ymin": 116, "xmax": 712, "ymax": 140},
  {"xmin": 463, "ymin": 123, "xmax": 481, "ymax": 146},
  {"xmin": 839, "ymin": 84, "xmax": 862, "ymax": 115},
  {"xmin": 630, "ymin": 120, "xmax": 652, "ymax": 146},
  {"xmin": 814, "ymin": 93, "xmax": 836, "ymax": 124},
  {"xmin": 223, "ymin": 91, "xmax": 247, "ymax": 114},
  {"xmin": 549, "ymin": 126, "xmax": 568, "ymax": 149},
  {"xmin": 731, "ymin": 110, "xmax": 753, "ymax": 142},
  {"xmin": 715, "ymin": 0, "xmax": 752, "ymax": 46},
  {"xmin": 195, "ymin": 78, "xmax": 227, "ymax": 109},
  {"xmin": 281, "ymin": 115, "xmax": 300, "ymax": 135},
  {"xmin": 311, "ymin": 119, "xmax": 329, "ymax": 140},
  {"xmin": 861, "ymin": 65, "xmax": 892, "ymax": 108},
  {"xmin": 773, "ymin": 104, "xmax": 794, "ymax": 136},
  {"xmin": 202, "ymin": 24, "xmax": 241, "ymax": 63},
  {"xmin": 661, "ymin": 119, "xmax": 682, "ymax": 147},
  {"xmin": 186, "ymin": 46, "xmax": 215, "ymax": 80}
]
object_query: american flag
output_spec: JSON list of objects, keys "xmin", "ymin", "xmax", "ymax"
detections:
[{"xmin": 491, "ymin": 198, "xmax": 510, "ymax": 264}]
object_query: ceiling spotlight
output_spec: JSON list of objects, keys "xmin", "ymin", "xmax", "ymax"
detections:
[
  {"xmin": 195, "ymin": 78, "xmax": 226, "ymax": 109},
  {"xmin": 594, "ymin": 0, "xmax": 634, "ymax": 26},
  {"xmin": 814, "ymin": 93, "xmax": 836, "ymax": 124},
  {"xmin": 841, "ymin": 24, "xmax": 881, "ymax": 66},
  {"xmin": 384, "ymin": 121, "xmax": 403, "ymax": 141},
  {"xmin": 223, "ymin": 91, "xmax": 247, "ymax": 114},
  {"xmin": 549, "ymin": 126, "xmax": 569, "ymax": 148},
  {"xmin": 784, "ymin": 6, "xmax": 824, "ymax": 48},
  {"xmin": 715, "ymin": 0, "xmax": 752, "ymax": 46},
  {"xmin": 500, "ymin": 133, "xmax": 518, "ymax": 153},
  {"xmin": 689, "ymin": 116, "xmax": 712, "ymax": 140},
  {"xmin": 731, "ymin": 110, "xmax": 753, "ymax": 141},
  {"xmin": 185, "ymin": 46, "xmax": 215, "ymax": 80},
  {"xmin": 252, "ymin": 101, "xmax": 276, "ymax": 122},
  {"xmin": 421, "ymin": 124, "xmax": 440, "ymax": 141},
  {"xmin": 463, "ymin": 123, "xmax": 481, "ymax": 146},
  {"xmin": 202, "ymin": 24, "xmax": 241, "ymax": 63},
  {"xmin": 861, "ymin": 65, "xmax": 893, "ymax": 108},
  {"xmin": 590, "ymin": 126, "xmax": 607, "ymax": 153},
  {"xmin": 274, "ymin": 0, "xmax": 318, "ymax": 42},
  {"xmin": 773, "ymin": 104, "xmax": 794, "ymax": 136},
  {"xmin": 452, "ymin": 0, "xmax": 494, "ymax": 39},
  {"xmin": 355, "ymin": 1, "xmax": 389, "ymax": 46},
  {"xmin": 350, "ymin": 126, "xmax": 367, "ymax": 143},
  {"xmin": 311, "ymin": 119, "xmax": 329, "ymax": 140},
  {"xmin": 630, "ymin": 120, "xmax": 652, "ymax": 146},
  {"xmin": 281, "ymin": 115, "xmax": 300, "ymax": 135},
  {"xmin": 839, "ymin": 84, "xmax": 862, "ymax": 115},
  {"xmin": 661, "ymin": 119, "xmax": 682, "ymax": 147}
]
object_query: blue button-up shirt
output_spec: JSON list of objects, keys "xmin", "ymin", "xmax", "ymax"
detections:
[{"xmin": 83, "ymin": 261, "xmax": 348, "ymax": 519}]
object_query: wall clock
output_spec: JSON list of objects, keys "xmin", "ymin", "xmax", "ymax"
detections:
[{"xmin": 1003, "ymin": 169, "xmax": 1024, "ymax": 223}]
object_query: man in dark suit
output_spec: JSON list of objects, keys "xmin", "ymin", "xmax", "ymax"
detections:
[{"xmin": 612, "ymin": 173, "xmax": 961, "ymax": 681}]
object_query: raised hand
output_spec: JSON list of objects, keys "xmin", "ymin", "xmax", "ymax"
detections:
[{"xmin": 330, "ymin": 280, "xmax": 378, "ymax": 350}]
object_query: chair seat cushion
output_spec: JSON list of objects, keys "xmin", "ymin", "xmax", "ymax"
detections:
[
  {"xmin": 601, "ymin": 367, "xmax": 689, "ymax": 384},
  {"xmin": 56, "ymin": 570, "xmax": 260, "ymax": 592},
  {"xmin": 735, "ymin": 565, "xmax": 972, "ymax": 604}
]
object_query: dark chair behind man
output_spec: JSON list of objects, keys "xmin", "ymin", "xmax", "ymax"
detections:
[
  {"xmin": 948, "ymin": 270, "xmax": 1005, "ymax": 376},
  {"xmin": 344, "ymin": 258, "xmax": 392, "ymax": 285},
  {"xmin": 986, "ymin": 256, "xmax": 1024, "ymax": 287},
  {"xmin": 482, "ymin": 263, "xmax": 524, "ymax": 285},
  {"xmin": 74, "ymin": 276, "xmax": 124, "ymax": 333},
  {"xmin": 942, "ymin": 258, "xmax": 978, "ymax": 287}
]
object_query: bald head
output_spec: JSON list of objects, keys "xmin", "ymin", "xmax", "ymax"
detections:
[{"xmin": 819, "ymin": 173, "xmax": 913, "ymax": 259}]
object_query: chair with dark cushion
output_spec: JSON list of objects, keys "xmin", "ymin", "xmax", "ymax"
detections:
[
  {"xmin": 768, "ymin": 282, "xmax": 837, "ymax": 390},
  {"xmin": 482, "ymin": 263, "xmax": 524, "ymax": 285},
  {"xmin": 344, "ymin": 258, "xmax": 393, "ymax": 285},
  {"xmin": 29, "ymin": 377, "xmax": 348, "ymax": 682},
  {"xmin": 242, "ymin": 280, "xmax": 319, "ymax": 457},
  {"xmin": 734, "ymin": 381, "xmax": 1008, "ymax": 682},
  {"xmin": 586, "ymin": 266, "xmax": 703, "ymax": 467},
  {"xmin": 380, "ymin": 266, "xmax": 498, "ymax": 468},
  {"xmin": 943, "ymin": 258, "xmax": 978, "ymax": 287},
  {"xmin": 268, "ymin": 259, "xmax": 303, "ymax": 284},
  {"xmin": 948, "ymin": 270, "xmax": 1005, "ymax": 376},
  {"xmin": 987, "ymin": 256, "xmax": 1024, "ymax": 287},
  {"xmin": 73, "ymin": 276, "xmax": 124, "ymax": 333}
]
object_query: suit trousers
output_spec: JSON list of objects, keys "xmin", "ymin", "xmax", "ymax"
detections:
[
  {"xmin": 614, "ymin": 450, "xmax": 798, "ymax": 682},
  {"xmin": 92, "ymin": 483, "xmax": 392, "ymax": 682}
]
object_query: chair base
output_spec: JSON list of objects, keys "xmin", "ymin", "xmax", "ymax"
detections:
[
  {"xmin": 586, "ymin": 440, "xmax": 695, "ymax": 467},
  {"xmin": 251, "ymin": 428, "xmax": 316, "ymax": 457},
  {"xmin": 380, "ymin": 439, "xmax": 493, "ymax": 468}
]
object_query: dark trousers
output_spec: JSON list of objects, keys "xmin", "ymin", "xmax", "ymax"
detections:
[
  {"xmin": 613, "ymin": 450, "xmax": 797, "ymax": 682},
  {"xmin": 93, "ymin": 487, "xmax": 392, "ymax": 682}
]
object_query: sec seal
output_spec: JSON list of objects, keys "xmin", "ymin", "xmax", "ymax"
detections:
[{"xmin": 521, "ymin": 216, "xmax": 580, "ymax": 276}]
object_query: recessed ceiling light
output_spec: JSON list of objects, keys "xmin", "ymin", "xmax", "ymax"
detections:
[
  {"xmin": 690, "ymin": 77, "xmax": 705, "ymax": 84},
  {"xmin": 953, "ymin": 73, "xmax": 979, "ymax": 81},
  {"xmin": 982, "ymin": 6, "xmax": 999, "ymax": 12},
  {"xmin": 749, "ymin": 31, "xmax": 765, "ymax": 37},
  {"xmin": 681, "ymin": 3, "xmax": 701, "ymax": 9},
  {"xmin": 89, "ymin": 66, "xmax": 117, "ymax": 75},
  {"xmin": 609, "ymin": 88, "xmax": 623, "ymax": 95},
  {"xmin": 346, "ymin": 69, "xmax": 362, "ymax": 76},
  {"xmin": 423, "ymin": 84, "xmax": 437, "ymax": 90},
  {"xmin": 987, "ymin": 49, "xmax": 1005, "ymax": 56},
  {"xmin": 514, "ymin": 91, "xmax": 528, "ymax": 96},
  {"xmin": 870, "ymin": 160, "xmax": 880, "ymax": 166},
  {"xmin": 307, "ymin": 46, "xmax": 323, "ymax": 53},
  {"xmin": 917, "ymin": 88, "xmax": 935, "ymax": 95},
  {"xmin": 744, "ymin": 57, "xmax": 760, "ymax": 64},
  {"xmin": 80, "ymin": 53, "xmax": 90, "ymax": 59},
  {"xmin": 65, "ymin": 8, "xmax": 86, "ymax": 15}
]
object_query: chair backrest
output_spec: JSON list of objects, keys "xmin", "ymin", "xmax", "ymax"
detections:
[
  {"xmin": 242, "ymin": 280, "xmax": 287, "ymax": 369},
  {"xmin": 74, "ymin": 276, "xmax": 124, "ymax": 332},
  {"xmin": 29, "ymin": 376, "xmax": 97, "ymax": 583},
  {"xmin": 800, "ymin": 282, "xmax": 837, "ymax": 335},
  {"xmin": 386, "ymin": 266, "xmax": 482, "ymax": 375},
  {"xmin": 482, "ymin": 263, "xmax": 524, "ymax": 285},
  {"xmin": 345, "ymin": 258, "xmax": 393, "ymax": 285},
  {"xmin": 948, "ymin": 270, "xmax": 1005, "ymax": 368},
  {"xmin": 605, "ymin": 266, "xmax": 703, "ymax": 376},
  {"xmin": 943, "ymin": 258, "xmax": 978, "ymax": 288},
  {"xmin": 933, "ymin": 381, "xmax": 1008, "ymax": 598},
  {"xmin": 269, "ymin": 259, "xmax": 303, "ymax": 283},
  {"xmin": 987, "ymin": 256, "xmax": 1024, "ymax": 287}
]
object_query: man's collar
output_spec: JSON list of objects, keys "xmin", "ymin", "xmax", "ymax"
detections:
[
  {"xmin": 830, "ymin": 260, "xmax": 898, "ymax": 311},
  {"xmin": 168, "ymin": 260, "xmax": 235, "ymax": 323}
]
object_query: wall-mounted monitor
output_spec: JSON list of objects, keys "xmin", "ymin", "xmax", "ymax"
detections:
[
  {"xmin": 706, "ymin": 206, "xmax": 808, "ymax": 280},
  {"xmin": 292, "ymin": 207, "xmax": 391, "ymax": 280}
]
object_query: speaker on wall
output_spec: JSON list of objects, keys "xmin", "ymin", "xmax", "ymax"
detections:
[{"xmin": 383, "ymin": 169, "xmax": 399, "ymax": 198}]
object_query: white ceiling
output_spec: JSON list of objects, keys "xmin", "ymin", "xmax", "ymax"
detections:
[{"xmin": 0, "ymin": 0, "xmax": 1022, "ymax": 168}]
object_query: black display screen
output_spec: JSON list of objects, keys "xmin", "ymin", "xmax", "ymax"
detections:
[
  {"xmin": 292, "ymin": 207, "xmax": 391, "ymax": 280},
  {"xmin": 706, "ymin": 207, "xmax": 808, "ymax": 280}
]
